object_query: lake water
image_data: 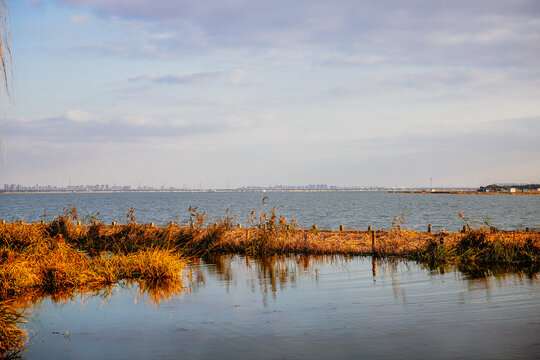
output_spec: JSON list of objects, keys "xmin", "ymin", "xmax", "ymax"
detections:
[
  {"xmin": 1, "ymin": 191, "xmax": 539, "ymax": 231},
  {"xmin": 21, "ymin": 255, "xmax": 540, "ymax": 360}
]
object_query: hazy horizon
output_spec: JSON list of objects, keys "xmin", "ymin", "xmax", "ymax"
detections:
[{"xmin": 1, "ymin": 1, "xmax": 539, "ymax": 188}]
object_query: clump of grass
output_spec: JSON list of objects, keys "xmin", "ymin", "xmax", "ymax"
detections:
[
  {"xmin": 244, "ymin": 206, "xmax": 301, "ymax": 255},
  {"xmin": 413, "ymin": 237, "xmax": 456, "ymax": 265},
  {"xmin": 411, "ymin": 228, "xmax": 539, "ymax": 266},
  {"xmin": 106, "ymin": 248, "xmax": 185, "ymax": 281},
  {"xmin": 0, "ymin": 221, "xmax": 47, "ymax": 251},
  {"xmin": 456, "ymin": 229, "xmax": 539, "ymax": 264},
  {"xmin": 47, "ymin": 205, "xmax": 81, "ymax": 241},
  {"xmin": 0, "ymin": 228, "xmax": 187, "ymax": 300}
]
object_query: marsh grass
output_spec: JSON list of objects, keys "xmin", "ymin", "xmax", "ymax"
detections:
[{"xmin": 0, "ymin": 221, "xmax": 187, "ymax": 301}]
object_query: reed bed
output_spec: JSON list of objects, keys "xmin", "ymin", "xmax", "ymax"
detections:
[
  {"xmin": 3, "ymin": 215, "xmax": 538, "ymax": 266},
  {"xmin": 0, "ymin": 244, "xmax": 185, "ymax": 301},
  {"xmin": 3, "ymin": 215, "xmax": 539, "ymax": 265}
]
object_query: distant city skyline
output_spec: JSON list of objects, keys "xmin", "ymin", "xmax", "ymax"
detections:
[
  {"xmin": 8, "ymin": 181, "xmax": 535, "ymax": 193},
  {"xmin": 1, "ymin": 1, "xmax": 539, "ymax": 187},
  {"xmin": 1, "ymin": 182, "xmax": 405, "ymax": 192}
]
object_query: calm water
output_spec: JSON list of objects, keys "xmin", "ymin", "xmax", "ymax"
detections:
[
  {"xmin": 1, "ymin": 191, "xmax": 539, "ymax": 231},
  {"xmin": 21, "ymin": 255, "xmax": 539, "ymax": 360}
]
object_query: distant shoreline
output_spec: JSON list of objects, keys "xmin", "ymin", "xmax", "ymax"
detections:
[
  {"xmin": 389, "ymin": 190, "xmax": 540, "ymax": 195},
  {"xmin": 2, "ymin": 189, "xmax": 539, "ymax": 195},
  {"xmin": 1, "ymin": 189, "xmax": 387, "ymax": 194}
]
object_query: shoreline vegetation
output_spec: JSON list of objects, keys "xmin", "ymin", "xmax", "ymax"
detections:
[
  {"xmin": 1, "ymin": 207, "xmax": 539, "ymax": 357},
  {"xmin": 390, "ymin": 190, "xmax": 540, "ymax": 195}
]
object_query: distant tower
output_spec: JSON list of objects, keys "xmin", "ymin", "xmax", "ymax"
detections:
[{"xmin": 430, "ymin": 177, "xmax": 433, "ymax": 190}]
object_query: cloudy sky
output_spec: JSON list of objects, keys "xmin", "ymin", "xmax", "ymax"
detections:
[{"xmin": 1, "ymin": 0, "xmax": 539, "ymax": 188}]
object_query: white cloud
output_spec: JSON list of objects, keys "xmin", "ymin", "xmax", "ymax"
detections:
[{"xmin": 65, "ymin": 109, "xmax": 107, "ymax": 123}]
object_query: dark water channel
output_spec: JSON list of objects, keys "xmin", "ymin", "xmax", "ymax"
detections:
[{"xmin": 21, "ymin": 255, "xmax": 540, "ymax": 359}]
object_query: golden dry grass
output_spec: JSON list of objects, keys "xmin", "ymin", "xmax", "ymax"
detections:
[
  {"xmin": 3, "ymin": 220, "xmax": 539, "ymax": 264},
  {"xmin": 0, "ymin": 223, "xmax": 187, "ymax": 300}
]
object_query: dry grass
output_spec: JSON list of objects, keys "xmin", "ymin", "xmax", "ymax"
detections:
[
  {"xmin": 3, "ymin": 218, "xmax": 538, "ymax": 266},
  {"xmin": 0, "ymin": 222, "xmax": 187, "ymax": 300}
]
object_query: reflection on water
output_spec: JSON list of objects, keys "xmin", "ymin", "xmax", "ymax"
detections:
[
  {"xmin": 1, "ymin": 278, "xmax": 188, "ymax": 358},
  {"xmin": 5, "ymin": 255, "xmax": 540, "ymax": 360},
  {"xmin": 132, "ymin": 279, "xmax": 188, "ymax": 306}
]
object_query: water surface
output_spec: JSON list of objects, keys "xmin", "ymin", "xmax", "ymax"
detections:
[
  {"xmin": 22, "ymin": 255, "xmax": 540, "ymax": 360},
  {"xmin": 1, "ymin": 191, "xmax": 539, "ymax": 231}
]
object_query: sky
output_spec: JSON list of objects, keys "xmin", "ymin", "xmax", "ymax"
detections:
[{"xmin": 1, "ymin": 0, "xmax": 539, "ymax": 188}]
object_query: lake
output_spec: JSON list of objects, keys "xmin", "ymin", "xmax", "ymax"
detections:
[
  {"xmin": 21, "ymin": 255, "xmax": 540, "ymax": 360},
  {"xmin": 1, "ymin": 191, "xmax": 539, "ymax": 231}
]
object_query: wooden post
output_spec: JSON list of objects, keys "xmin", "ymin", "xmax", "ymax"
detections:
[
  {"xmin": 371, "ymin": 230, "xmax": 376, "ymax": 254},
  {"xmin": 246, "ymin": 229, "xmax": 250, "ymax": 242},
  {"xmin": 238, "ymin": 223, "xmax": 242, "ymax": 229},
  {"xmin": 368, "ymin": 225, "xmax": 372, "ymax": 232},
  {"xmin": 525, "ymin": 227, "xmax": 530, "ymax": 233},
  {"xmin": 150, "ymin": 222, "xmax": 154, "ymax": 227},
  {"xmin": 313, "ymin": 224, "xmax": 318, "ymax": 230},
  {"xmin": 1, "ymin": 219, "xmax": 5, "ymax": 225},
  {"xmin": 41, "ymin": 220, "xmax": 45, "ymax": 225},
  {"xmin": 339, "ymin": 224, "xmax": 344, "ymax": 231},
  {"xmin": 112, "ymin": 221, "xmax": 116, "ymax": 226},
  {"xmin": 428, "ymin": 224, "xmax": 432, "ymax": 233},
  {"xmin": 462, "ymin": 225, "xmax": 467, "ymax": 233}
]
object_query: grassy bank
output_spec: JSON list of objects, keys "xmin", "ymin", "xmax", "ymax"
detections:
[
  {"xmin": 0, "ymin": 222, "xmax": 186, "ymax": 300},
  {"xmin": 3, "ymin": 213, "xmax": 538, "ymax": 265}
]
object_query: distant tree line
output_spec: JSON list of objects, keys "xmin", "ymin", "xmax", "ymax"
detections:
[{"xmin": 480, "ymin": 184, "xmax": 540, "ymax": 191}]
